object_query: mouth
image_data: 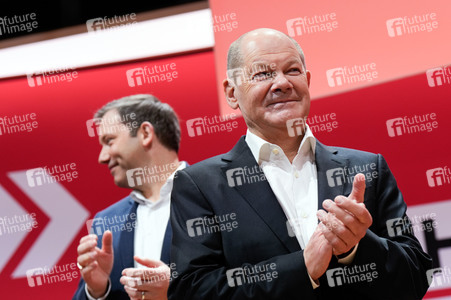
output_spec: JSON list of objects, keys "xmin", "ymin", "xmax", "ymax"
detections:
[
  {"xmin": 109, "ymin": 163, "xmax": 119, "ymax": 173},
  {"xmin": 267, "ymin": 99, "xmax": 300, "ymax": 107}
]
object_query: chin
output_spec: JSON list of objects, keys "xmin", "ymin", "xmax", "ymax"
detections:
[{"xmin": 113, "ymin": 177, "xmax": 129, "ymax": 188}]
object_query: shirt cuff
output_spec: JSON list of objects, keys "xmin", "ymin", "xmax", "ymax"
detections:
[
  {"xmin": 85, "ymin": 278, "xmax": 111, "ymax": 300},
  {"xmin": 337, "ymin": 243, "xmax": 359, "ymax": 265},
  {"xmin": 308, "ymin": 272, "xmax": 320, "ymax": 289}
]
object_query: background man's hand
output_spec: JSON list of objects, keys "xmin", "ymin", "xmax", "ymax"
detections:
[
  {"xmin": 77, "ymin": 230, "xmax": 114, "ymax": 298},
  {"xmin": 120, "ymin": 256, "xmax": 170, "ymax": 300},
  {"xmin": 317, "ymin": 173, "xmax": 373, "ymax": 256},
  {"xmin": 303, "ymin": 225, "xmax": 333, "ymax": 281}
]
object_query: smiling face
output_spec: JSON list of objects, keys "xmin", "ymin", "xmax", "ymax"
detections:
[
  {"xmin": 225, "ymin": 30, "xmax": 311, "ymax": 139},
  {"xmin": 97, "ymin": 109, "xmax": 144, "ymax": 188}
]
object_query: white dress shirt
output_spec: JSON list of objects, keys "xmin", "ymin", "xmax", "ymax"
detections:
[
  {"xmin": 245, "ymin": 127, "xmax": 318, "ymax": 249},
  {"xmin": 85, "ymin": 161, "xmax": 186, "ymax": 299},
  {"xmin": 132, "ymin": 161, "xmax": 186, "ymax": 267},
  {"xmin": 245, "ymin": 127, "xmax": 357, "ymax": 288}
]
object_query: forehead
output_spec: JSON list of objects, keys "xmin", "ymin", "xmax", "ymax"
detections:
[
  {"xmin": 240, "ymin": 33, "xmax": 301, "ymax": 65},
  {"xmin": 97, "ymin": 109, "xmax": 127, "ymax": 136}
]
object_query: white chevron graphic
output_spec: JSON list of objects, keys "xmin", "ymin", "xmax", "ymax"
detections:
[
  {"xmin": 7, "ymin": 170, "xmax": 89, "ymax": 278},
  {"xmin": 0, "ymin": 185, "xmax": 35, "ymax": 273}
]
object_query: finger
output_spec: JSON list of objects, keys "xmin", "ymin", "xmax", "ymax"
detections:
[
  {"xmin": 348, "ymin": 173, "xmax": 366, "ymax": 202},
  {"xmin": 134, "ymin": 256, "xmax": 165, "ymax": 268},
  {"xmin": 80, "ymin": 260, "xmax": 98, "ymax": 275},
  {"xmin": 122, "ymin": 267, "xmax": 145, "ymax": 278},
  {"xmin": 77, "ymin": 251, "xmax": 98, "ymax": 268},
  {"xmin": 319, "ymin": 222, "xmax": 349, "ymax": 254},
  {"xmin": 317, "ymin": 210, "xmax": 355, "ymax": 244},
  {"xmin": 323, "ymin": 199, "xmax": 362, "ymax": 234},
  {"xmin": 334, "ymin": 198, "xmax": 373, "ymax": 225},
  {"xmin": 123, "ymin": 285, "xmax": 144, "ymax": 300},
  {"xmin": 120, "ymin": 275, "xmax": 141, "ymax": 287},
  {"xmin": 102, "ymin": 230, "xmax": 113, "ymax": 254},
  {"xmin": 123, "ymin": 285, "xmax": 138, "ymax": 296},
  {"xmin": 79, "ymin": 234, "xmax": 98, "ymax": 245},
  {"xmin": 77, "ymin": 239, "xmax": 98, "ymax": 255}
]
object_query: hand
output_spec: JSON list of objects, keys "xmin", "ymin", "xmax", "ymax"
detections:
[
  {"xmin": 317, "ymin": 173, "xmax": 373, "ymax": 256},
  {"xmin": 303, "ymin": 225, "xmax": 333, "ymax": 281},
  {"xmin": 77, "ymin": 230, "xmax": 114, "ymax": 298},
  {"xmin": 120, "ymin": 256, "xmax": 170, "ymax": 300}
]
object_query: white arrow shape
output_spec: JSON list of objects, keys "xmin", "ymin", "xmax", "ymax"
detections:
[
  {"xmin": 0, "ymin": 185, "xmax": 36, "ymax": 273},
  {"xmin": 8, "ymin": 170, "xmax": 89, "ymax": 278}
]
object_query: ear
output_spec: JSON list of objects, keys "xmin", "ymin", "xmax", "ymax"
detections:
[
  {"xmin": 223, "ymin": 78, "xmax": 239, "ymax": 110},
  {"xmin": 138, "ymin": 121, "xmax": 154, "ymax": 148},
  {"xmin": 306, "ymin": 70, "xmax": 311, "ymax": 87}
]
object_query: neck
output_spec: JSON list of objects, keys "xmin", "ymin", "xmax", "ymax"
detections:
[
  {"xmin": 250, "ymin": 127, "xmax": 303, "ymax": 163},
  {"xmin": 139, "ymin": 152, "xmax": 180, "ymax": 201}
]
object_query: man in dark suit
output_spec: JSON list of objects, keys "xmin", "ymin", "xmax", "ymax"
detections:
[
  {"xmin": 73, "ymin": 94, "xmax": 185, "ymax": 300},
  {"xmin": 168, "ymin": 29, "xmax": 432, "ymax": 299}
]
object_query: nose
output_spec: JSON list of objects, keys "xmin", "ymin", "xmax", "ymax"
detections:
[
  {"xmin": 98, "ymin": 145, "xmax": 110, "ymax": 164},
  {"xmin": 270, "ymin": 71, "xmax": 293, "ymax": 93}
]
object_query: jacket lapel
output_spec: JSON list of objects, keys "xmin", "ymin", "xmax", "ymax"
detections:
[
  {"xmin": 118, "ymin": 198, "xmax": 138, "ymax": 269},
  {"xmin": 315, "ymin": 141, "xmax": 350, "ymax": 210},
  {"xmin": 220, "ymin": 137, "xmax": 301, "ymax": 253},
  {"xmin": 160, "ymin": 221, "xmax": 172, "ymax": 264}
]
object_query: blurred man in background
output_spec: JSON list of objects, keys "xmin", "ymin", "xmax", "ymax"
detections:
[{"xmin": 74, "ymin": 94, "xmax": 185, "ymax": 300}]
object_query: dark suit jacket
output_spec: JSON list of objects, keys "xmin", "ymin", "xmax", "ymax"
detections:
[
  {"xmin": 169, "ymin": 137, "xmax": 432, "ymax": 300},
  {"xmin": 73, "ymin": 196, "xmax": 172, "ymax": 300}
]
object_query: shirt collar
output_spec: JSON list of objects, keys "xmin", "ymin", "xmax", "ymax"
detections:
[
  {"xmin": 130, "ymin": 161, "xmax": 187, "ymax": 206},
  {"xmin": 245, "ymin": 125, "xmax": 316, "ymax": 164}
]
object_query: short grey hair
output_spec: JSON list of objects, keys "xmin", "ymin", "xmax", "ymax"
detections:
[
  {"xmin": 94, "ymin": 94, "xmax": 180, "ymax": 153},
  {"xmin": 226, "ymin": 28, "xmax": 307, "ymax": 71}
]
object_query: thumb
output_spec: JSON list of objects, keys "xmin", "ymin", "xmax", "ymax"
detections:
[
  {"xmin": 349, "ymin": 173, "xmax": 366, "ymax": 203},
  {"xmin": 101, "ymin": 230, "xmax": 113, "ymax": 254},
  {"xmin": 134, "ymin": 256, "xmax": 165, "ymax": 268}
]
